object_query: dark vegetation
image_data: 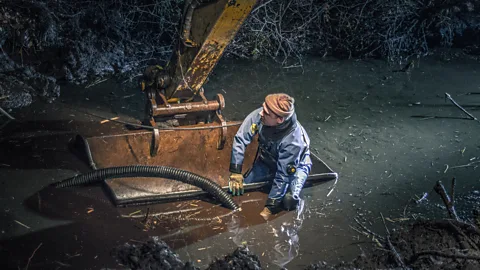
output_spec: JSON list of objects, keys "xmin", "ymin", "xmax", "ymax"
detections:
[{"xmin": 0, "ymin": 0, "xmax": 479, "ymax": 108}]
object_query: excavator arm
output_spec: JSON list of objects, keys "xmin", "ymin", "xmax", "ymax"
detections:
[{"xmin": 142, "ymin": 0, "xmax": 259, "ymax": 136}]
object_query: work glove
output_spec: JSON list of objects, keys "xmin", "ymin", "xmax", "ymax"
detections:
[{"xmin": 228, "ymin": 172, "xmax": 244, "ymax": 196}]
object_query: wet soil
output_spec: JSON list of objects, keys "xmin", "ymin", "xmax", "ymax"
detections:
[{"xmin": 1, "ymin": 50, "xmax": 480, "ymax": 269}]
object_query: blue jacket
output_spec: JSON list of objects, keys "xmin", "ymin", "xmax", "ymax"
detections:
[{"xmin": 230, "ymin": 108, "xmax": 312, "ymax": 186}]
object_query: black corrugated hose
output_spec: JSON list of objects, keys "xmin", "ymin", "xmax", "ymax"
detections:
[{"xmin": 51, "ymin": 165, "xmax": 240, "ymax": 211}]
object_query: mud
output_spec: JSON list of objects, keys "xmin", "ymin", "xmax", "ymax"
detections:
[
  {"xmin": 0, "ymin": 53, "xmax": 59, "ymax": 108},
  {"xmin": 114, "ymin": 237, "xmax": 198, "ymax": 270},
  {"xmin": 308, "ymin": 219, "xmax": 480, "ymax": 270},
  {"xmin": 114, "ymin": 237, "xmax": 263, "ymax": 270}
]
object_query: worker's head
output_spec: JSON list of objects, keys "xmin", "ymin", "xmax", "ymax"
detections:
[{"xmin": 260, "ymin": 93, "xmax": 295, "ymax": 126}]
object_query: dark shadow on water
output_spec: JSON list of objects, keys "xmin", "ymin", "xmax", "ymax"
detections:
[
  {"xmin": 0, "ymin": 119, "xmax": 129, "ymax": 172},
  {"xmin": 0, "ymin": 130, "xmax": 90, "ymax": 173},
  {"xmin": 0, "ymin": 186, "xmax": 146, "ymax": 270}
]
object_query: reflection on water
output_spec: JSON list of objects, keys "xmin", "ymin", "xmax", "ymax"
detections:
[
  {"xmin": 272, "ymin": 198, "xmax": 306, "ymax": 268},
  {"xmin": 227, "ymin": 198, "xmax": 307, "ymax": 269},
  {"xmin": 227, "ymin": 213, "xmax": 246, "ymax": 247}
]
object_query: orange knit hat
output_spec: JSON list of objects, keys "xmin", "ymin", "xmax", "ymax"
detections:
[{"xmin": 264, "ymin": 93, "xmax": 295, "ymax": 118}]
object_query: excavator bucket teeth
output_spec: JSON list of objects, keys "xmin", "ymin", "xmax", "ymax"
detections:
[{"xmin": 76, "ymin": 124, "xmax": 338, "ymax": 206}]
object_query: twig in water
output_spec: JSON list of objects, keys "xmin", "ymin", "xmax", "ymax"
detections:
[
  {"xmin": 122, "ymin": 73, "xmax": 142, "ymax": 83},
  {"xmin": 449, "ymin": 161, "xmax": 480, "ymax": 170},
  {"xmin": 14, "ymin": 220, "xmax": 30, "ymax": 229},
  {"xmin": 143, "ymin": 207, "xmax": 150, "ymax": 224},
  {"xmin": 416, "ymin": 192, "xmax": 430, "ymax": 204},
  {"xmin": 404, "ymin": 190, "xmax": 431, "ymax": 217},
  {"xmin": 380, "ymin": 213, "xmax": 405, "ymax": 268},
  {"xmin": 55, "ymin": 261, "xmax": 71, "ymax": 267},
  {"xmin": 354, "ymin": 217, "xmax": 385, "ymax": 242},
  {"xmin": 350, "ymin": 225, "xmax": 383, "ymax": 247},
  {"xmin": 434, "ymin": 180, "xmax": 459, "ymax": 221},
  {"xmin": 0, "ymin": 106, "xmax": 15, "ymax": 120},
  {"xmin": 445, "ymin": 92, "xmax": 477, "ymax": 121},
  {"xmin": 283, "ymin": 64, "xmax": 302, "ymax": 69},
  {"xmin": 100, "ymin": 117, "xmax": 119, "ymax": 124},
  {"xmin": 380, "ymin": 213, "xmax": 390, "ymax": 235},
  {"xmin": 410, "ymin": 250, "xmax": 480, "ymax": 262},
  {"xmin": 459, "ymin": 92, "xmax": 480, "ymax": 96},
  {"xmin": 450, "ymin": 177, "xmax": 456, "ymax": 205},
  {"xmin": 85, "ymin": 78, "xmax": 108, "ymax": 89},
  {"xmin": 25, "ymin": 243, "xmax": 43, "ymax": 270}
]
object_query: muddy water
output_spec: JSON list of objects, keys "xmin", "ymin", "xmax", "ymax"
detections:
[{"xmin": 1, "ymin": 51, "xmax": 480, "ymax": 269}]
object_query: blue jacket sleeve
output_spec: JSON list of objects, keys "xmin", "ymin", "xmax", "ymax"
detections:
[
  {"xmin": 229, "ymin": 108, "xmax": 262, "ymax": 173},
  {"xmin": 271, "ymin": 126, "xmax": 312, "ymax": 197},
  {"xmin": 274, "ymin": 138, "xmax": 304, "ymax": 186}
]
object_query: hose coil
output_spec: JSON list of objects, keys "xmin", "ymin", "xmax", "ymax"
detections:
[{"xmin": 52, "ymin": 165, "xmax": 239, "ymax": 211}]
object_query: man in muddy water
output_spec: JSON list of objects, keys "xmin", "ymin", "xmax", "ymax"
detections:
[{"xmin": 228, "ymin": 93, "xmax": 312, "ymax": 219}]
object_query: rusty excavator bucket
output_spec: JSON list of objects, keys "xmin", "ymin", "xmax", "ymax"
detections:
[
  {"xmin": 73, "ymin": 0, "xmax": 338, "ymax": 206},
  {"xmin": 77, "ymin": 127, "xmax": 337, "ymax": 206},
  {"xmin": 76, "ymin": 123, "xmax": 257, "ymax": 205}
]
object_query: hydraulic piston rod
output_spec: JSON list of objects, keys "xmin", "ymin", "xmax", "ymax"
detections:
[{"xmin": 152, "ymin": 100, "xmax": 223, "ymax": 116}]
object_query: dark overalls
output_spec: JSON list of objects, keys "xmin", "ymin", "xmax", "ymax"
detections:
[{"xmin": 229, "ymin": 108, "xmax": 312, "ymax": 209}]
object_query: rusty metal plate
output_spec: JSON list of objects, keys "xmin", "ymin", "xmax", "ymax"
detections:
[{"xmin": 84, "ymin": 123, "xmax": 258, "ymax": 205}]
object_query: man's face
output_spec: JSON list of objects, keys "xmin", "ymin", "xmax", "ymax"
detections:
[{"xmin": 260, "ymin": 102, "xmax": 284, "ymax": 126}]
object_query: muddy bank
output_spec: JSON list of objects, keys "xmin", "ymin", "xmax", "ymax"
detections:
[
  {"xmin": 0, "ymin": 53, "xmax": 59, "ymax": 108},
  {"xmin": 0, "ymin": 0, "xmax": 181, "ymax": 108},
  {"xmin": 1, "ymin": 0, "xmax": 480, "ymax": 110}
]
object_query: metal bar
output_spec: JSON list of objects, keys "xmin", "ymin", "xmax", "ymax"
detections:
[{"xmin": 153, "ymin": 100, "xmax": 221, "ymax": 116}]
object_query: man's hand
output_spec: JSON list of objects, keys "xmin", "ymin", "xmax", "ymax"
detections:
[{"xmin": 228, "ymin": 173, "xmax": 244, "ymax": 196}]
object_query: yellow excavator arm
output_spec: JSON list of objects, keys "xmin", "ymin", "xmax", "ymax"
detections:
[{"xmin": 142, "ymin": 0, "xmax": 259, "ymax": 126}]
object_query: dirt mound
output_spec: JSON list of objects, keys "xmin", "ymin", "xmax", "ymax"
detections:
[
  {"xmin": 307, "ymin": 219, "xmax": 480, "ymax": 270},
  {"xmin": 114, "ymin": 237, "xmax": 262, "ymax": 270},
  {"xmin": 206, "ymin": 247, "xmax": 262, "ymax": 270},
  {"xmin": 114, "ymin": 237, "xmax": 198, "ymax": 270}
]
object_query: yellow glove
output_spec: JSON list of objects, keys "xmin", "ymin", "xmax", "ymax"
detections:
[{"xmin": 228, "ymin": 173, "xmax": 244, "ymax": 196}]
